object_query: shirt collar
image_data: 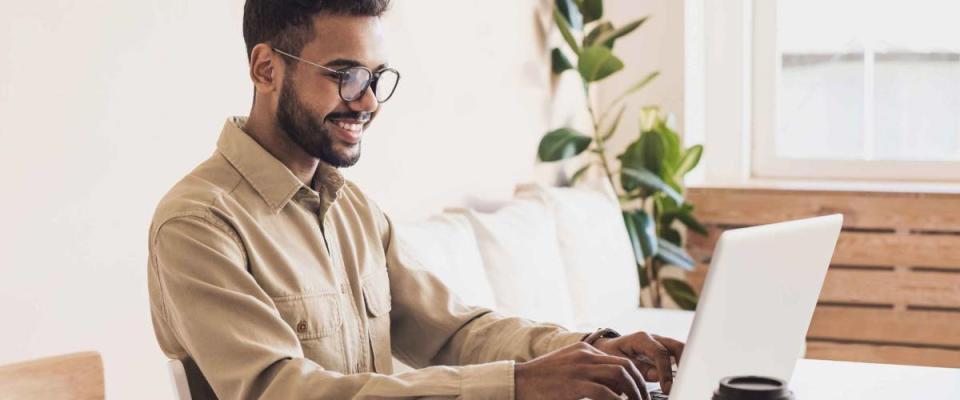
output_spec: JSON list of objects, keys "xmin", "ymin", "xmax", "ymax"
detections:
[{"xmin": 217, "ymin": 116, "xmax": 345, "ymax": 214}]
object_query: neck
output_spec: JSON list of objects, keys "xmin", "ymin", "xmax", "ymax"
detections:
[{"xmin": 244, "ymin": 106, "xmax": 319, "ymax": 188}]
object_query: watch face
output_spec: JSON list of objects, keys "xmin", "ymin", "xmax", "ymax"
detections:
[{"xmin": 601, "ymin": 328, "xmax": 621, "ymax": 338}]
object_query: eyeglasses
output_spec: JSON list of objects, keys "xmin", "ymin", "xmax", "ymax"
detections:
[{"xmin": 273, "ymin": 48, "xmax": 400, "ymax": 103}]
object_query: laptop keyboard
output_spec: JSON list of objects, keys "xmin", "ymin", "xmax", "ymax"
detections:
[{"xmin": 649, "ymin": 389, "xmax": 669, "ymax": 399}]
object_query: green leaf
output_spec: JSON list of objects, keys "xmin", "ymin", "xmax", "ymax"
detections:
[
  {"xmin": 619, "ymin": 131, "xmax": 666, "ymax": 176},
  {"xmin": 658, "ymin": 124, "xmax": 682, "ymax": 171},
  {"xmin": 606, "ymin": 71, "xmax": 659, "ymax": 111},
  {"xmin": 661, "ymin": 228, "xmax": 682, "ymax": 246},
  {"xmin": 584, "ymin": 21, "xmax": 614, "ymax": 47},
  {"xmin": 661, "ymin": 278, "xmax": 699, "ymax": 310},
  {"xmin": 577, "ymin": 45, "xmax": 624, "ymax": 82},
  {"xmin": 637, "ymin": 263, "xmax": 650, "ymax": 288},
  {"xmin": 676, "ymin": 207, "xmax": 708, "ymax": 235},
  {"xmin": 655, "ymin": 240, "xmax": 696, "ymax": 271},
  {"xmin": 581, "ymin": 0, "xmax": 603, "ymax": 23},
  {"xmin": 594, "ymin": 16, "xmax": 649, "ymax": 48},
  {"xmin": 630, "ymin": 209, "xmax": 659, "ymax": 258},
  {"xmin": 555, "ymin": 0, "xmax": 583, "ymax": 30},
  {"xmin": 569, "ymin": 163, "xmax": 591, "ymax": 185},
  {"xmin": 639, "ymin": 130, "xmax": 667, "ymax": 175},
  {"xmin": 621, "ymin": 168, "xmax": 684, "ymax": 204},
  {"xmin": 600, "ymin": 104, "xmax": 626, "ymax": 141},
  {"xmin": 674, "ymin": 144, "xmax": 703, "ymax": 179},
  {"xmin": 622, "ymin": 211, "xmax": 646, "ymax": 267},
  {"xmin": 538, "ymin": 128, "xmax": 593, "ymax": 162},
  {"xmin": 553, "ymin": 8, "xmax": 581, "ymax": 55},
  {"xmin": 639, "ymin": 106, "xmax": 660, "ymax": 131},
  {"xmin": 618, "ymin": 141, "xmax": 644, "ymax": 192},
  {"xmin": 551, "ymin": 48, "xmax": 573, "ymax": 74}
]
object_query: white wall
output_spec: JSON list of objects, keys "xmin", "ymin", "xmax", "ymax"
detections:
[
  {"xmin": 596, "ymin": 0, "xmax": 687, "ymax": 160},
  {"xmin": 0, "ymin": 1, "xmax": 589, "ymax": 398}
]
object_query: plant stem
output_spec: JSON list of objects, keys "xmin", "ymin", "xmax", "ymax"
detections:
[
  {"xmin": 583, "ymin": 83, "xmax": 620, "ymax": 198},
  {"xmin": 584, "ymin": 82, "xmax": 655, "ymax": 308}
]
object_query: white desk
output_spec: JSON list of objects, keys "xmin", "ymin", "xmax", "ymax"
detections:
[{"xmin": 598, "ymin": 308, "xmax": 960, "ymax": 399}]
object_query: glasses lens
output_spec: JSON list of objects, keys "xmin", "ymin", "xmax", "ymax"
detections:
[
  {"xmin": 373, "ymin": 70, "xmax": 400, "ymax": 102},
  {"xmin": 340, "ymin": 67, "xmax": 372, "ymax": 101}
]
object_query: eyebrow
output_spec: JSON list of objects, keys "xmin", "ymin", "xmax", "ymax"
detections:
[{"xmin": 324, "ymin": 58, "xmax": 389, "ymax": 71}]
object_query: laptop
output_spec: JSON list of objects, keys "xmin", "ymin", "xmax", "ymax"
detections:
[{"xmin": 649, "ymin": 214, "xmax": 843, "ymax": 400}]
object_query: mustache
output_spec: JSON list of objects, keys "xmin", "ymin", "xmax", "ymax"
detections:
[{"xmin": 325, "ymin": 111, "xmax": 372, "ymax": 123}]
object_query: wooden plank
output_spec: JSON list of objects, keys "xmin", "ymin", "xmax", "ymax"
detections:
[
  {"xmin": 689, "ymin": 228, "xmax": 960, "ymax": 271},
  {"xmin": 820, "ymin": 268, "xmax": 960, "ymax": 308},
  {"xmin": 0, "ymin": 352, "xmax": 104, "ymax": 400},
  {"xmin": 833, "ymin": 232, "xmax": 960, "ymax": 270},
  {"xmin": 687, "ymin": 188, "xmax": 960, "ymax": 231},
  {"xmin": 806, "ymin": 341, "xmax": 960, "ymax": 368},
  {"xmin": 808, "ymin": 307, "xmax": 960, "ymax": 347}
]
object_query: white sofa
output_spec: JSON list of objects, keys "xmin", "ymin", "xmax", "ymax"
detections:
[{"xmin": 394, "ymin": 182, "xmax": 642, "ymax": 332}]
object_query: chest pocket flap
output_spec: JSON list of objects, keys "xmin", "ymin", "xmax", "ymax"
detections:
[
  {"xmin": 361, "ymin": 269, "xmax": 392, "ymax": 317},
  {"xmin": 274, "ymin": 292, "xmax": 342, "ymax": 341}
]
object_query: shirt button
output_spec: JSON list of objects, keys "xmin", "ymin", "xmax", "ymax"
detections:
[{"xmin": 296, "ymin": 321, "xmax": 308, "ymax": 333}]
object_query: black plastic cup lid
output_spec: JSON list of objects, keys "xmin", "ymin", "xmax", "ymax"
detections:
[{"xmin": 712, "ymin": 376, "xmax": 794, "ymax": 400}]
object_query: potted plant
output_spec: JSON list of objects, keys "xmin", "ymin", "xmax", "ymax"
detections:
[{"xmin": 538, "ymin": 0, "xmax": 706, "ymax": 310}]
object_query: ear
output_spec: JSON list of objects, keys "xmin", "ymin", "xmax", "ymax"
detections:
[{"xmin": 249, "ymin": 43, "xmax": 283, "ymax": 95}]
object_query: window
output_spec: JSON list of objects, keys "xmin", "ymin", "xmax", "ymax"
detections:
[
  {"xmin": 696, "ymin": 0, "xmax": 960, "ymax": 183},
  {"xmin": 755, "ymin": 0, "xmax": 960, "ymax": 181}
]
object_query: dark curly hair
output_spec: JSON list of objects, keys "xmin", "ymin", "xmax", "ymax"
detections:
[{"xmin": 243, "ymin": 0, "xmax": 391, "ymax": 62}]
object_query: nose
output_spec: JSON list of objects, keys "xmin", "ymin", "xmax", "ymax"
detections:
[{"xmin": 348, "ymin": 85, "xmax": 379, "ymax": 113}]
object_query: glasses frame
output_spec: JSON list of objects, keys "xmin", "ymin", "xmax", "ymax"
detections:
[{"xmin": 273, "ymin": 48, "xmax": 400, "ymax": 104}]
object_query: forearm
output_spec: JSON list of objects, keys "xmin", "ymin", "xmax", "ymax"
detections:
[{"xmin": 434, "ymin": 310, "xmax": 587, "ymax": 366}]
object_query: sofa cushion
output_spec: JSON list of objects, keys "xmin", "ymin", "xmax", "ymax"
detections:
[
  {"xmin": 516, "ymin": 183, "xmax": 640, "ymax": 329},
  {"xmin": 454, "ymin": 200, "xmax": 577, "ymax": 328},
  {"xmin": 393, "ymin": 214, "xmax": 497, "ymax": 309}
]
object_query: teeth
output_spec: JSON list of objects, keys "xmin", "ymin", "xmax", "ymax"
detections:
[{"xmin": 334, "ymin": 121, "xmax": 363, "ymax": 132}]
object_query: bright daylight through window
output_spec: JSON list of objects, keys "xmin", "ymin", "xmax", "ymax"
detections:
[{"xmin": 776, "ymin": 0, "xmax": 959, "ymax": 163}]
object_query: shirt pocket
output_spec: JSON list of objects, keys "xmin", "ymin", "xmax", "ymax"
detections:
[
  {"xmin": 273, "ymin": 292, "xmax": 347, "ymax": 371},
  {"xmin": 361, "ymin": 268, "xmax": 393, "ymax": 373}
]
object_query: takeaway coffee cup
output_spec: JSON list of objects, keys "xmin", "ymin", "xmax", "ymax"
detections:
[{"xmin": 712, "ymin": 376, "xmax": 795, "ymax": 400}]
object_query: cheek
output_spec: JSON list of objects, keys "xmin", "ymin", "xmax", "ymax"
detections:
[{"xmin": 294, "ymin": 78, "xmax": 343, "ymax": 120}]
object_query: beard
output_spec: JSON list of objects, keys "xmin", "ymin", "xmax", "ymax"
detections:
[{"xmin": 276, "ymin": 76, "xmax": 362, "ymax": 168}]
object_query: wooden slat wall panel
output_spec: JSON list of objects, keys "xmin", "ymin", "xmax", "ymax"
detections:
[
  {"xmin": 834, "ymin": 232, "xmax": 960, "ymax": 270},
  {"xmin": 806, "ymin": 341, "xmax": 960, "ymax": 369},
  {"xmin": 808, "ymin": 307, "xmax": 960, "ymax": 347},
  {"xmin": 688, "ymin": 227, "xmax": 960, "ymax": 271},
  {"xmin": 820, "ymin": 269, "xmax": 960, "ymax": 308},
  {"xmin": 688, "ymin": 188, "xmax": 960, "ymax": 231},
  {"xmin": 689, "ymin": 232, "xmax": 960, "ymax": 307},
  {"xmin": 684, "ymin": 187, "xmax": 960, "ymax": 368}
]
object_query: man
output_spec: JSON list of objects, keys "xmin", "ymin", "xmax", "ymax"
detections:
[{"xmin": 147, "ymin": 1, "xmax": 684, "ymax": 399}]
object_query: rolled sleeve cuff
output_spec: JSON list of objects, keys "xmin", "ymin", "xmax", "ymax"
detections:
[
  {"xmin": 460, "ymin": 360, "xmax": 515, "ymax": 400},
  {"xmin": 548, "ymin": 330, "xmax": 589, "ymax": 351}
]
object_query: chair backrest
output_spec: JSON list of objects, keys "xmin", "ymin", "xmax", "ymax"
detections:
[
  {"xmin": 167, "ymin": 358, "xmax": 217, "ymax": 400},
  {"xmin": 167, "ymin": 359, "xmax": 192, "ymax": 400},
  {"xmin": 0, "ymin": 352, "xmax": 104, "ymax": 400}
]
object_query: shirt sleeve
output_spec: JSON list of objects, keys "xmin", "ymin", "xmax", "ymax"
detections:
[
  {"xmin": 149, "ymin": 212, "xmax": 520, "ymax": 400},
  {"xmin": 381, "ymin": 213, "xmax": 587, "ymax": 386}
]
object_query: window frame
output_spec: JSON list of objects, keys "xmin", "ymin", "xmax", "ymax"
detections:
[{"xmin": 695, "ymin": 0, "xmax": 960, "ymax": 185}]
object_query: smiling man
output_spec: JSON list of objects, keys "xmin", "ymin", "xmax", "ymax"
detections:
[{"xmin": 146, "ymin": 1, "xmax": 683, "ymax": 399}]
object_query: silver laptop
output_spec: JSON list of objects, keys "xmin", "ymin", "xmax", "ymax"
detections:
[{"xmin": 652, "ymin": 214, "xmax": 843, "ymax": 400}]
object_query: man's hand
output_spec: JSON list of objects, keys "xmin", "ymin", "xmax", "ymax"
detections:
[
  {"xmin": 515, "ymin": 341, "xmax": 650, "ymax": 400},
  {"xmin": 592, "ymin": 332, "xmax": 685, "ymax": 395}
]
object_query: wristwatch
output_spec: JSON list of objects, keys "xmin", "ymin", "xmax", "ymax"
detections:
[{"xmin": 582, "ymin": 327, "xmax": 621, "ymax": 345}]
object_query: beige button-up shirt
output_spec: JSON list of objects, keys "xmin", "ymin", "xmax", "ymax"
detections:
[{"xmin": 147, "ymin": 117, "xmax": 586, "ymax": 399}]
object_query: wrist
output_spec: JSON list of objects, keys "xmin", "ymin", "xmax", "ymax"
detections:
[{"xmin": 582, "ymin": 328, "xmax": 621, "ymax": 346}]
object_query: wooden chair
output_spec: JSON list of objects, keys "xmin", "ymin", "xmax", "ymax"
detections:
[
  {"xmin": 168, "ymin": 358, "xmax": 217, "ymax": 400},
  {"xmin": 0, "ymin": 352, "xmax": 103, "ymax": 400}
]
